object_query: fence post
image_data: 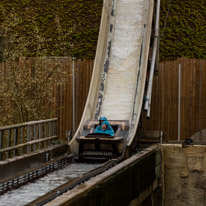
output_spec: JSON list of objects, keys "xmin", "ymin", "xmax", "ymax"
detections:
[
  {"xmin": 53, "ymin": 121, "xmax": 56, "ymax": 136},
  {"xmin": 44, "ymin": 123, "xmax": 47, "ymax": 148},
  {"xmin": 33, "ymin": 124, "xmax": 36, "ymax": 151},
  {"xmin": 178, "ymin": 63, "xmax": 181, "ymax": 141},
  {"xmin": 72, "ymin": 58, "xmax": 76, "ymax": 131},
  {"xmin": 14, "ymin": 128, "xmax": 18, "ymax": 156},
  {"xmin": 27, "ymin": 126, "xmax": 31, "ymax": 153},
  {"xmin": 39, "ymin": 124, "xmax": 42, "ymax": 149},
  {"xmin": 7, "ymin": 130, "xmax": 11, "ymax": 159},
  {"xmin": 20, "ymin": 127, "xmax": 23, "ymax": 155}
]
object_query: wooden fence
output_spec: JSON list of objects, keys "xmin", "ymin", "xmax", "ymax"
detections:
[
  {"xmin": 0, "ymin": 58, "xmax": 93, "ymax": 141},
  {"xmin": 56, "ymin": 57, "xmax": 206, "ymax": 141},
  {"xmin": 55, "ymin": 59, "xmax": 93, "ymax": 140},
  {"xmin": 140, "ymin": 57, "xmax": 206, "ymax": 141},
  {"xmin": 0, "ymin": 57, "xmax": 206, "ymax": 141}
]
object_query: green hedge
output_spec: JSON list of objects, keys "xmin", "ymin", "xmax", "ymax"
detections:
[
  {"xmin": 159, "ymin": 0, "xmax": 206, "ymax": 61},
  {"xmin": 0, "ymin": 0, "xmax": 205, "ymax": 61},
  {"xmin": 0, "ymin": 0, "xmax": 103, "ymax": 59}
]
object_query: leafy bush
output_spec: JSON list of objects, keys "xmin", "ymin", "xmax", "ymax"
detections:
[
  {"xmin": 0, "ymin": 0, "xmax": 205, "ymax": 61},
  {"xmin": 159, "ymin": 0, "xmax": 206, "ymax": 61},
  {"xmin": 0, "ymin": 0, "xmax": 103, "ymax": 60}
]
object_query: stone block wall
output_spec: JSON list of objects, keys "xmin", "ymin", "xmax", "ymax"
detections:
[{"xmin": 162, "ymin": 144, "xmax": 206, "ymax": 206}]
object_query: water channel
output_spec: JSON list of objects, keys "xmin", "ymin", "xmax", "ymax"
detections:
[{"xmin": 0, "ymin": 163, "xmax": 101, "ymax": 206}]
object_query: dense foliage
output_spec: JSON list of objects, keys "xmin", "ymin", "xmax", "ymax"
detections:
[
  {"xmin": 0, "ymin": 0, "xmax": 205, "ymax": 61},
  {"xmin": 159, "ymin": 0, "xmax": 206, "ymax": 61},
  {"xmin": 0, "ymin": 0, "xmax": 103, "ymax": 60}
]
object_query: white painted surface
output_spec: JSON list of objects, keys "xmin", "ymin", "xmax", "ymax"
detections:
[{"xmin": 100, "ymin": 0, "xmax": 145, "ymax": 120}]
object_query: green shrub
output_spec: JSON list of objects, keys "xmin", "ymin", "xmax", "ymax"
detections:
[
  {"xmin": 159, "ymin": 0, "xmax": 206, "ymax": 61},
  {"xmin": 0, "ymin": 0, "xmax": 205, "ymax": 61},
  {"xmin": 0, "ymin": 0, "xmax": 103, "ymax": 60}
]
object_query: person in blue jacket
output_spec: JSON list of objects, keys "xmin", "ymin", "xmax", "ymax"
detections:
[
  {"xmin": 94, "ymin": 120, "xmax": 114, "ymax": 136},
  {"xmin": 94, "ymin": 116, "xmax": 108, "ymax": 133}
]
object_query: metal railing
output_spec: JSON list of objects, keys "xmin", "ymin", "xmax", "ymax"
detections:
[
  {"xmin": 144, "ymin": 0, "xmax": 161, "ymax": 117},
  {"xmin": 0, "ymin": 118, "xmax": 57, "ymax": 161}
]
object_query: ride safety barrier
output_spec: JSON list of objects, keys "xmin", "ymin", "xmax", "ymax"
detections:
[{"xmin": 0, "ymin": 118, "xmax": 57, "ymax": 161}]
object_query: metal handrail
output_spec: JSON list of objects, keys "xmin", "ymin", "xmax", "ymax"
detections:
[{"xmin": 144, "ymin": 0, "xmax": 161, "ymax": 117}]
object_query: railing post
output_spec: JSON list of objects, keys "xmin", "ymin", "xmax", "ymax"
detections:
[
  {"xmin": 44, "ymin": 123, "xmax": 47, "ymax": 148},
  {"xmin": 20, "ymin": 127, "xmax": 23, "ymax": 155},
  {"xmin": 178, "ymin": 63, "xmax": 181, "ymax": 141},
  {"xmin": 53, "ymin": 121, "xmax": 56, "ymax": 136},
  {"xmin": 14, "ymin": 128, "xmax": 18, "ymax": 156},
  {"xmin": 27, "ymin": 126, "xmax": 31, "ymax": 153},
  {"xmin": 7, "ymin": 130, "xmax": 11, "ymax": 159},
  {"xmin": 33, "ymin": 124, "xmax": 36, "ymax": 151},
  {"xmin": 39, "ymin": 123, "xmax": 42, "ymax": 149},
  {"xmin": 49, "ymin": 122, "xmax": 51, "ymax": 146}
]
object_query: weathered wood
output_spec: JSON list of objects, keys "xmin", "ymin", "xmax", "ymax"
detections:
[
  {"xmin": 0, "ymin": 118, "xmax": 57, "ymax": 160},
  {"xmin": 1, "ymin": 57, "xmax": 205, "ymax": 142},
  {"xmin": 0, "ymin": 131, "xmax": 3, "ymax": 160},
  {"xmin": 0, "ymin": 135, "xmax": 57, "ymax": 154},
  {"xmin": 0, "ymin": 118, "xmax": 57, "ymax": 131},
  {"xmin": 140, "ymin": 57, "xmax": 206, "ymax": 141}
]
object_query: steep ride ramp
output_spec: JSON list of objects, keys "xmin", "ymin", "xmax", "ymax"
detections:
[
  {"xmin": 69, "ymin": 0, "xmax": 154, "ymax": 155},
  {"xmin": 97, "ymin": 0, "xmax": 148, "ymax": 120}
]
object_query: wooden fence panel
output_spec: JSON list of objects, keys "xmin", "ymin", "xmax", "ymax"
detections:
[
  {"xmin": 0, "ymin": 58, "xmax": 94, "ymax": 141},
  {"xmin": 1, "ymin": 57, "xmax": 206, "ymax": 142},
  {"xmin": 140, "ymin": 57, "xmax": 206, "ymax": 141},
  {"xmin": 55, "ymin": 57, "xmax": 206, "ymax": 141},
  {"xmin": 54, "ymin": 59, "xmax": 94, "ymax": 140}
]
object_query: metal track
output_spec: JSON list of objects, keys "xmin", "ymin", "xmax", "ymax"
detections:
[
  {"xmin": 0, "ymin": 155, "xmax": 73, "ymax": 195},
  {"xmin": 26, "ymin": 155, "xmax": 125, "ymax": 206}
]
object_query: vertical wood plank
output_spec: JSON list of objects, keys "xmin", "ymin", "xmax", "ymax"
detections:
[
  {"xmin": 14, "ymin": 128, "xmax": 18, "ymax": 156},
  {"xmin": 76, "ymin": 60, "xmax": 80, "ymax": 129},
  {"xmin": 0, "ymin": 131, "xmax": 3, "ymax": 160},
  {"xmin": 69, "ymin": 61, "xmax": 73, "ymax": 131},
  {"xmin": 202, "ymin": 59, "xmax": 206, "ymax": 131},
  {"xmin": 27, "ymin": 126, "xmax": 31, "ymax": 153},
  {"xmin": 198, "ymin": 60, "xmax": 203, "ymax": 139}
]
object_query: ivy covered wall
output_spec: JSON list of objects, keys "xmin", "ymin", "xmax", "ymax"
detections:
[
  {"xmin": 0, "ymin": 0, "xmax": 103, "ymax": 60},
  {"xmin": 159, "ymin": 0, "xmax": 206, "ymax": 61},
  {"xmin": 0, "ymin": 0, "xmax": 205, "ymax": 61}
]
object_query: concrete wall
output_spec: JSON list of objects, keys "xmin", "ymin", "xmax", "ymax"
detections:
[{"xmin": 162, "ymin": 144, "xmax": 206, "ymax": 206}]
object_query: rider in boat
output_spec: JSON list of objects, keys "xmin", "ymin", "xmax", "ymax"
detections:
[{"xmin": 94, "ymin": 118, "xmax": 114, "ymax": 136}]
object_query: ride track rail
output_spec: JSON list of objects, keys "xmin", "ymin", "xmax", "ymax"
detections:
[{"xmin": 26, "ymin": 155, "xmax": 125, "ymax": 206}]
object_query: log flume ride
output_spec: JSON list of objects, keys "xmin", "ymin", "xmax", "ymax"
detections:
[
  {"xmin": 70, "ymin": 0, "xmax": 154, "ymax": 160},
  {"xmin": 0, "ymin": 0, "xmax": 155, "ymax": 205}
]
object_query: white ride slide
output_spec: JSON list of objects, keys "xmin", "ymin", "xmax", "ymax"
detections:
[{"xmin": 69, "ymin": 0, "xmax": 154, "ymax": 155}]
